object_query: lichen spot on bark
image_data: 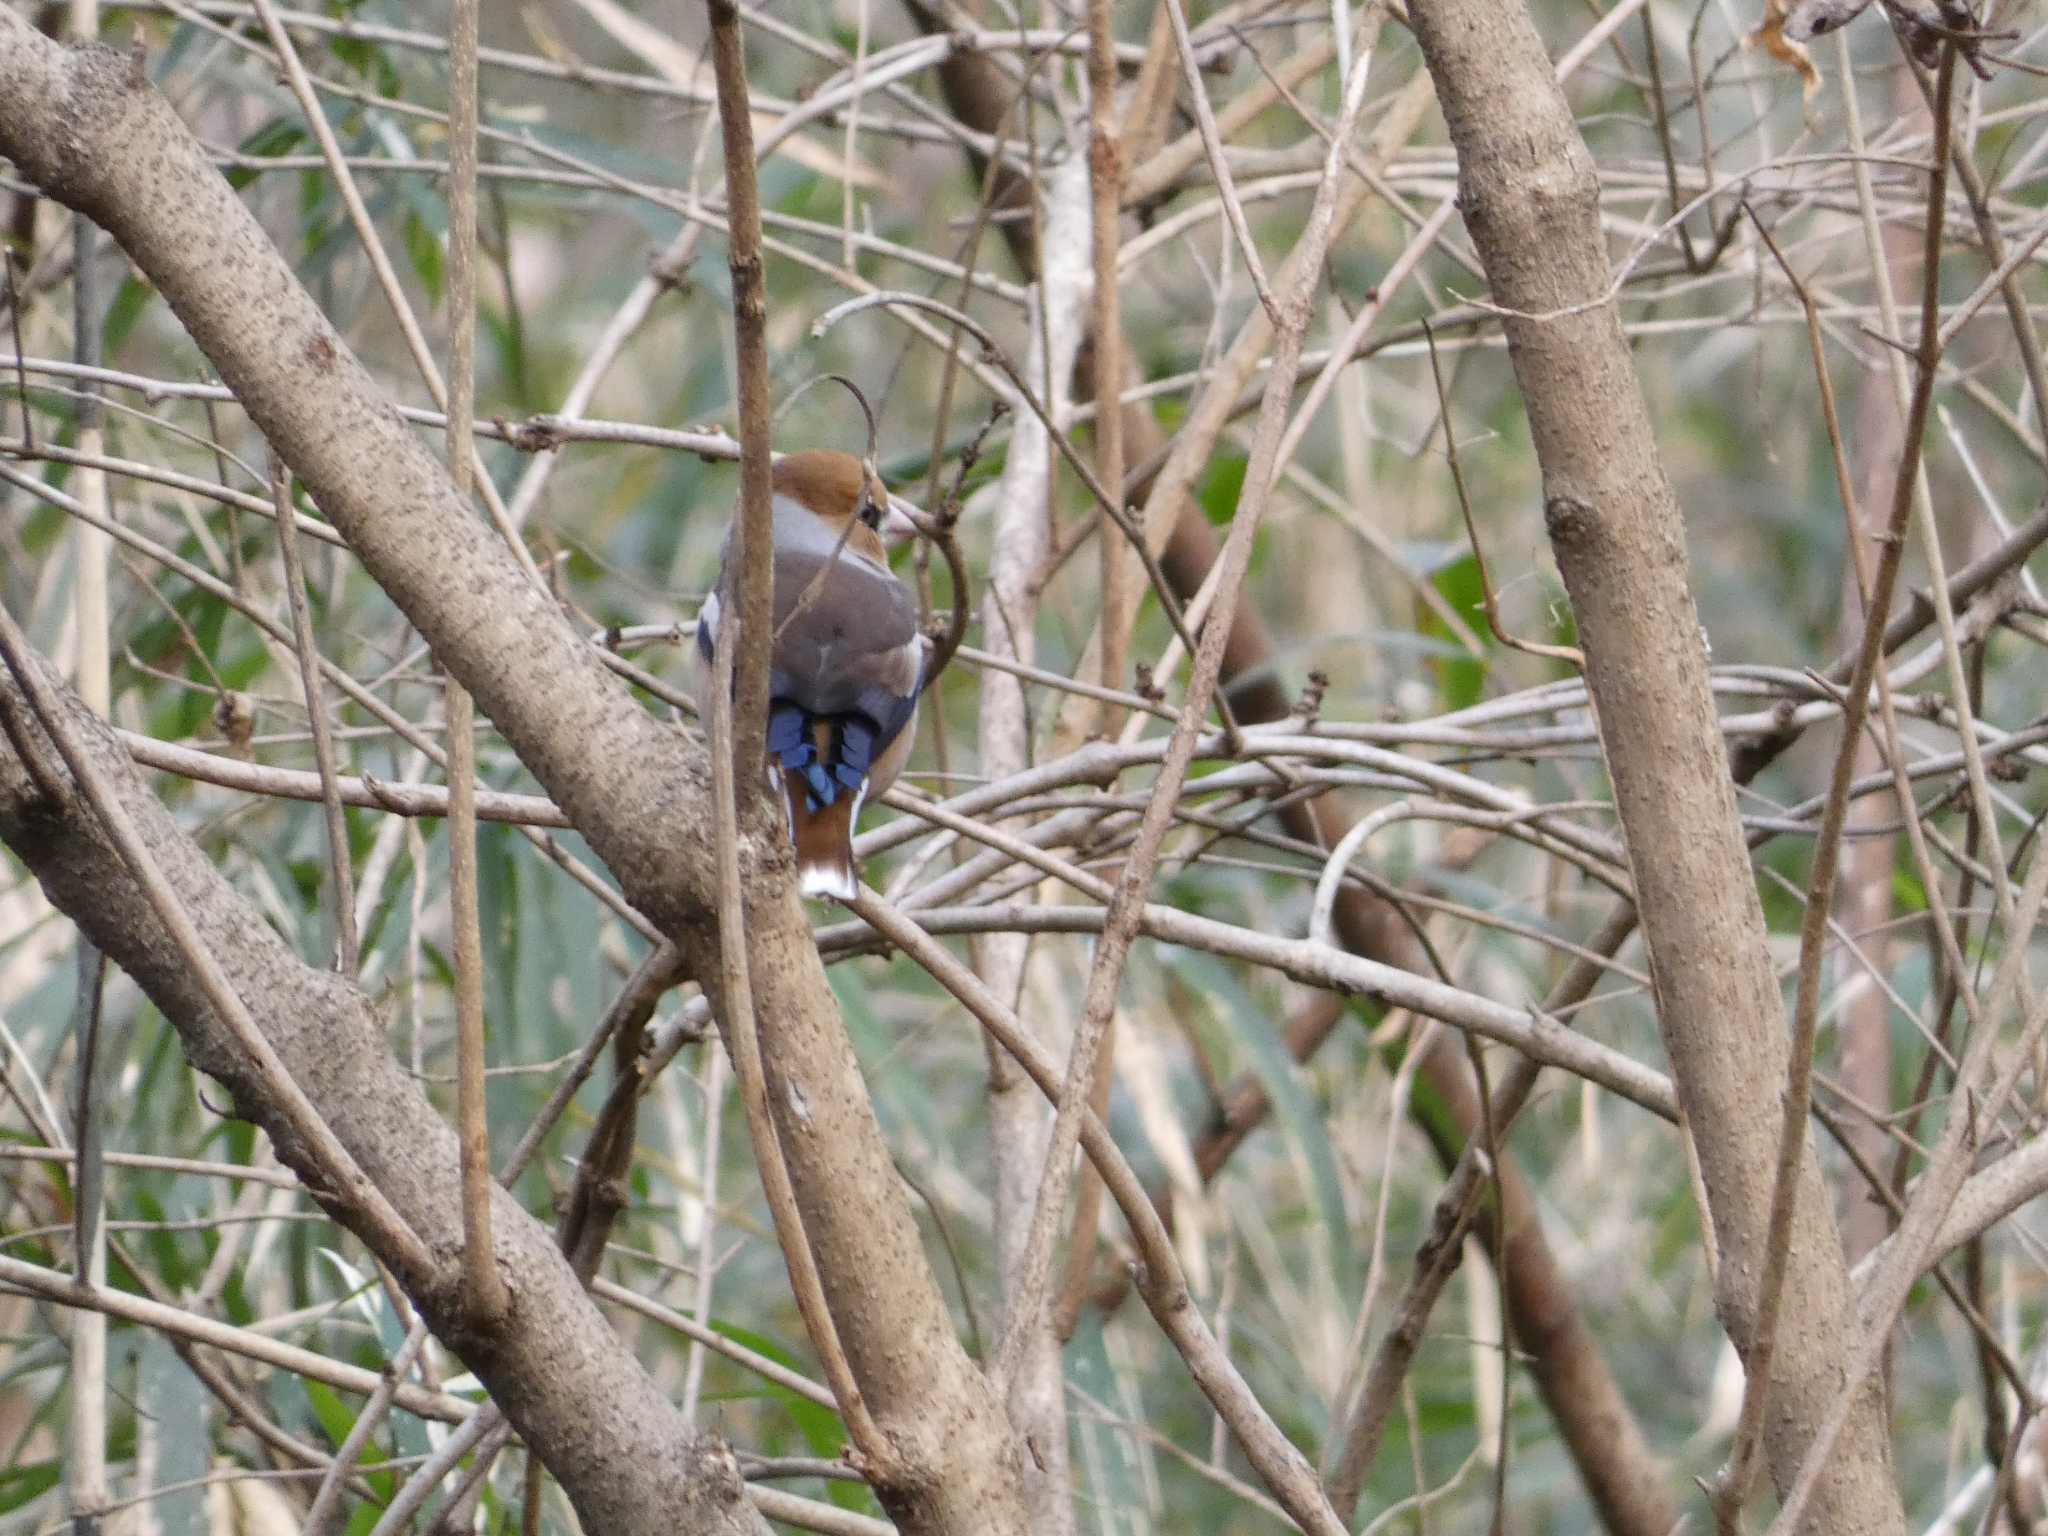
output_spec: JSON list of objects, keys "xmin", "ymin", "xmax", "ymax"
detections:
[
  {"xmin": 704, "ymin": 1436, "xmax": 747, "ymax": 1504},
  {"xmin": 1543, "ymin": 493, "xmax": 1596, "ymax": 551}
]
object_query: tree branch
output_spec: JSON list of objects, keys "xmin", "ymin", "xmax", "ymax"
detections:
[
  {"xmin": 440, "ymin": 0, "xmax": 508, "ymax": 1334},
  {"xmin": 705, "ymin": 0, "xmax": 775, "ymax": 785}
]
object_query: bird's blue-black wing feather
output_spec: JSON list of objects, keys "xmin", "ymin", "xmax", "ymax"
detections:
[
  {"xmin": 765, "ymin": 679, "xmax": 921, "ymax": 814},
  {"xmin": 708, "ymin": 546, "xmax": 925, "ymax": 815}
]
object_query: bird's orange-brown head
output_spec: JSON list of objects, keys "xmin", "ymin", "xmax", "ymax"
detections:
[{"xmin": 772, "ymin": 449, "xmax": 889, "ymax": 560}]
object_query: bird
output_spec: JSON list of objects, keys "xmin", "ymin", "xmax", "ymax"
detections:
[{"xmin": 695, "ymin": 449, "xmax": 929, "ymax": 901}]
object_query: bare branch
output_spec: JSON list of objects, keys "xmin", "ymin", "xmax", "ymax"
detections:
[
  {"xmin": 270, "ymin": 460, "xmax": 360, "ymax": 975},
  {"xmin": 706, "ymin": 579, "xmax": 895, "ymax": 1476},
  {"xmin": 441, "ymin": 0, "xmax": 508, "ymax": 1333},
  {"xmin": 1716, "ymin": 47, "xmax": 1958, "ymax": 1528},
  {"xmin": 706, "ymin": 0, "xmax": 776, "ymax": 784}
]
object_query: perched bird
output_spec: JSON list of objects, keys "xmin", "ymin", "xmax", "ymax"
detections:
[{"xmin": 695, "ymin": 449, "xmax": 929, "ymax": 900}]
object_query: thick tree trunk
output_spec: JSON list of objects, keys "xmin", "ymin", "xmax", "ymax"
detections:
[{"xmin": 1403, "ymin": 0, "xmax": 1904, "ymax": 1526}]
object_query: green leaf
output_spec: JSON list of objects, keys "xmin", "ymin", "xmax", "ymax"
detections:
[
  {"xmin": 1196, "ymin": 451, "xmax": 1248, "ymax": 528},
  {"xmin": 402, "ymin": 205, "xmax": 446, "ymax": 306},
  {"xmin": 137, "ymin": 1332, "xmax": 210, "ymax": 1536},
  {"xmin": 305, "ymin": 1376, "xmax": 359, "ymax": 1449},
  {"xmin": 304, "ymin": 1378, "xmax": 400, "ymax": 1506},
  {"xmin": 101, "ymin": 272, "xmax": 156, "ymax": 356},
  {"xmin": 329, "ymin": 31, "xmax": 404, "ymax": 97},
  {"xmin": 1424, "ymin": 550, "xmax": 1487, "ymax": 711},
  {"xmin": 0, "ymin": 1457, "xmax": 60, "ymax": 1515},
  {"xmin": 134, "ymin": 1187, "xmax": 195, "ymax": 1291}
]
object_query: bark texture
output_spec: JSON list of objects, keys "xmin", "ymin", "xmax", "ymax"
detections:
[
  {"xmin": 0, "ymin": 23, "xmax": 1026, "ymax": 1534},
  {"xmin": 1402, "ymin": 0, "xmax": 1903, "ymax": 1526}
]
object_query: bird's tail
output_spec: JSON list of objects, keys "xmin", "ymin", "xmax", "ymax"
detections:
[
  {"xmin": 768, "ymin": 702, "xmax": 864, "ymax": 901},
  {"xmin": 783, "ymin": 778, "xmax": 859, "ymax": 900}
]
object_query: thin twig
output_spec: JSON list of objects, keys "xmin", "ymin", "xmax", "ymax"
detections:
[
  {"xmin": 678, "ymin": 1037, "xmax": 729, "ymax": 1425},
  {"xmin": 702, "ymin": 0, "xmax": 893, "ymax": 1467},
  {"xmin": 68, "ymin": 943, "xmax": 111, "ymax": 1536},
  {"xmin": 1423, "ymin": 321, "xmax": 1583, "ymax": 668},
  {"xmin": 498, "ymin": 941, "xmax": 687, "ymax": 1185},
  {"xmin": 1160, "ymin": 0, "xmax": 1279, "ymax": 325},
  {"xmin": 121, "ymin": 731, "xmax": 569, "ymax": 826},
  {"xmin": 590, "ymin": 1276, "xmax": 836, "ymax": 1409},
  {"xmin": 989, "ymin": 32, "xmax": 1383, "ymax": 1395},
  {"xmin": 64, "ymin": 24, "xmax": 112, "ymax": 1515},
  {"xmin": 442, "ymin": 0, "xmax": 506, "ymax": 1328},
  {"xmin": 3, "ymin": 251, "xmax": 31, "ymax": 456},
  {"xmin": 706, "ymin": 0, "xmax": 776, "ymax": 784},
  {"xmin": 1088, "ymin": 0, "xmax": 1130, "ymax": 731},
  {"xmin": 271, "ymin": 460, "xmax": 360, "ymax": 975},
  {"xmin": 1327, "ymin": 1132, "xmax": 1492, "ymax": 1519},
  {"xmin": 68, "ymin": 208, "xmax": 111, "ymax": 726},
  {"xmin": 0, "ymin": 1251, "xmax": 468, "ymax": 1419}
]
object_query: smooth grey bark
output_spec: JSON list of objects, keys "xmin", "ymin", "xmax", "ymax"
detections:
[
  {"xmin": 1401, "ymin": 0, "xmax": 1906, "ymax": 1528},
  {"xmin": 0, "ymin": 21, "xmax": 1026, "ymax": 1534},
  {"xmin": 0, "ymin": 652, "xmax": 765, "ymax": 1536}
]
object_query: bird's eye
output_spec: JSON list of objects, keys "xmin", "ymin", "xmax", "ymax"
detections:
[{"xmin": 858, "ymin": 493, "xmax": 882, "ymax": 529}]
